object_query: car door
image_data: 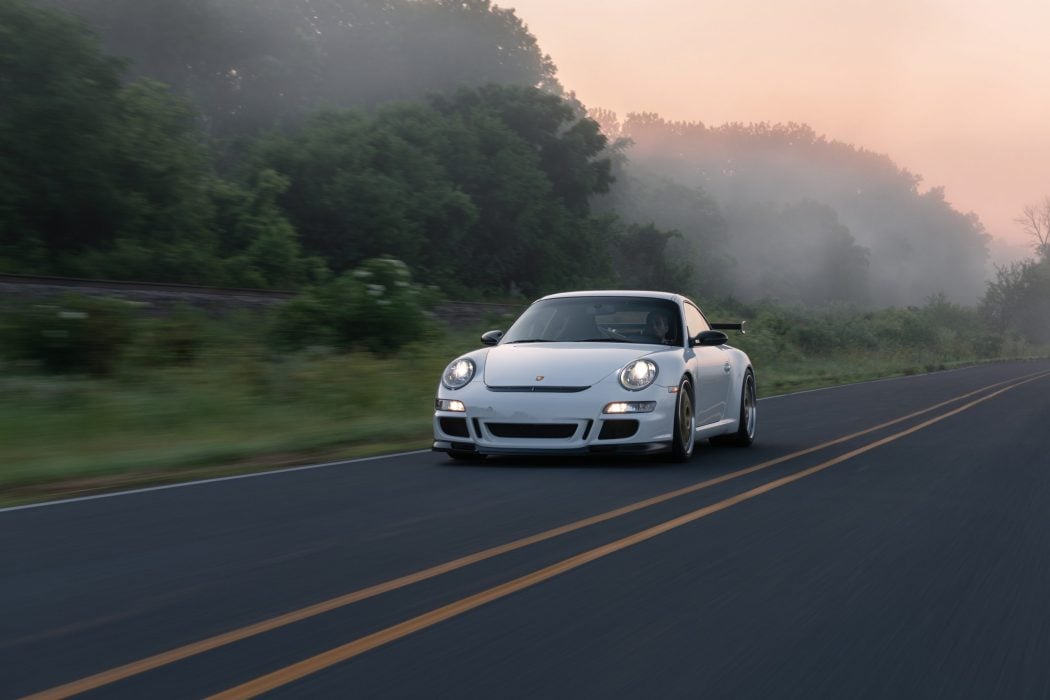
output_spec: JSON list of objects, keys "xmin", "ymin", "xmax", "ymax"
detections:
[{"xmin": 683, "ymin": 301, "xmax": 732, "ymax": 425}]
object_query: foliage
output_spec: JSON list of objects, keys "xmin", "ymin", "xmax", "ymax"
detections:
[
  {"xmin": 35, "ymin": 0, "xmax": 558, "ymax": 136},
  {"xmin": 594, "ymin": 165, "xmax": 730, "ymax": 296},
  {"xmin": 125, "ymin": 307, "xmax": 209, "ymax": 367},
  {"xmin": 248, "ymin": 85, "xmax": 613, "ymax": 296},
  {"xmin": 610, "ymin": 222, "xmax": 694, "ymax": 292},
  {"xmin": 5, "ymin": 0, "xmax": 1004, "ymax": 315},
  {"xmin": 723, "ymin": 199, "xmax": 869, "ymax": 305},
  {"xmin": 213, "ymin": 169, "xmax": 330, "ymax": 288},
  {"xmin": 271, "ymin": 257, "xmax": 430, "ymax": 353},
  {"xmin": 703, "ymin": 294, "xmax": 1002, "ymax": 371},
  {"xmin": 981, "ymin": 257, "xmax": 1050, "ymax": 345},
  {"xmin": 245, "ymin": 107, "xmax": 478, "ymax": 278},
  {"xmin": 0, "ymin": 0, "xmax": 126, "ymax": 269},
  {"xmin": 0, "ymin": 0, "xmax": 324, "ymax": 287},
  {"xmin": 1, "ymin": 296, "xmax": 136, "ymax": 375},
  {"xmin": 2, "ymin": 292, "xmax": 1045, "ymax": 500}
]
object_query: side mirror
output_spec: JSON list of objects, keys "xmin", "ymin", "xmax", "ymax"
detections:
[
  {"xmin": 480, "ymin": 330, "xmax": 504, "ymax": 346},
  {"xmin": 693, "ymin": 330, "xmax": 729, "ymax": 347}
]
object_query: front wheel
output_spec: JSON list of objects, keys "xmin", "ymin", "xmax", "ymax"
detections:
[
  {"xmin": 669, "ymin": 377, "xmax": 696, "ymax": 462},
  {"xmin": 714, "ymin": 369, "xmax": 756, "ymax": 447}
]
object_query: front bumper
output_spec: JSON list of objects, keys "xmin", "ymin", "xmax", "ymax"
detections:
[{"xmin": 433, "ymin": 380, "xmax": 677, "ymax": 457}]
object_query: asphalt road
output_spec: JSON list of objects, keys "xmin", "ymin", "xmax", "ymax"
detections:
[{"xmin": 3, "ymin": 360, "xmax": 1050, "ymax": 699}]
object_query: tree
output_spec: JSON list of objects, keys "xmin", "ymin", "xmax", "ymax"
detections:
[
  {"xmin": 723, "ymin": 199, "xmax": 869, "ymax": 305},
  {"xmin": 607, "ymin": 113, "xmax": 989, "ymax": 306},
  {"xmin": 0, "ymin": 0, "xmax": 126, "ymax": 268},
  {"xmin": 249, "ymin": 85, "xmax": 614, "ymax": 296},
  {"xmin": 1015, "ymin": 197, "xmax": 1050, "ymax": 259},
  {"xmin": 611, "ymin": 223, "xmax": 693, "ymax": 292},
  {"xmin": 246, "ymin": 106, "xmax": 478, "ymax": 279},
  {"xmin": 981, "ymin": 257, "xmax": 1050, "ymax": 345},
  {"xmin": 0, "ymin": 0, "xmax": 323, "ymax": 286},
  {"xmin": 36, "ymin": 0, "xmax": 559, "ymax": 136}
]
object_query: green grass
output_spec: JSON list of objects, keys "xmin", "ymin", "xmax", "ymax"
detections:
[
  {"xmin": 757, "ymin": 354, "xmax": 988, "ymax": 396},
  {"xmin": 0, "ymin": 339, "xmax": 472, "ymax": 503}
]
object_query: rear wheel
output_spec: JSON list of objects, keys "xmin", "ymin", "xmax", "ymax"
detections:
[
  {"xmin": 669, "ymin": 377, "xmax": 696, "ymax": 462},
  {"xmin": 713, "ymin": 369, "xmax": 756, "ymax": 447}
]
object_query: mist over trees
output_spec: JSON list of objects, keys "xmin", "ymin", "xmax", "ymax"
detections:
[
  {"xmin": 34, "ymin": 0, "xmax": 558, "ymax": 135},
  {"xmin": 0, "ymin": 0, "xmax": 322, "ymax": 285},
  {"xmin": 600, "ymin": 114, "xmax": 990, "ymax": 306}
]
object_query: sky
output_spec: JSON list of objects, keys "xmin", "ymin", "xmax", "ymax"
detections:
[{"xmin": 503, "ymin": 0, "xmax": 1050, "ymax": 259}]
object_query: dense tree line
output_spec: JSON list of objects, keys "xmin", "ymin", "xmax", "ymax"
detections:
[
  {"xmin": 2, "ymin": 0, "xmax": 617, "ymax": 295},
  {"xmin": 244, "ymin": 84, "xmax": 614, "ymax": 294},
  {"xmin": 0, "ymin": 1, "xmax": 321, "ymax": 286},
  {"xmin": 3, "ymin": 0, "xmax": 1031, "ymax": 325}
]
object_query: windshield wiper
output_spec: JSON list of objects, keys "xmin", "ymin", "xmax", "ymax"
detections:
[
  {"xmin": 504, "ymin": 339, "xmax": 554, "ymax": 344},
  {"xmin": 573, "ymin": 338, "xmax": 632, "ymax": 343}
]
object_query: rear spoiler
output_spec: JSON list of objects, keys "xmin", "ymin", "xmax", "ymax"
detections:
[{"xmin": 710, "ymin": 321, "xmax": 746, "ymax": 334}]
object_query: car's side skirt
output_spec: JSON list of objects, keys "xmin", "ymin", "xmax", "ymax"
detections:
[{"xmin": 694, "ymin": 417, "xmax": 736, "ymax": 439}]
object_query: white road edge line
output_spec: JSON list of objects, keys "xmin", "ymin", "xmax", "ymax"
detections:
[{"xmin": 0, "ymin": 450, "xmax": 431, "ymax": 514}]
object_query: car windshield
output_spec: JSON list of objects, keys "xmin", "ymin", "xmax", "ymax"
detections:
[{"xmin": 501, "ymin": 296, "xmax": 682, "ymax": 345}]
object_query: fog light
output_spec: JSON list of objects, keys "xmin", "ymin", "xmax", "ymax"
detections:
[
  {"xmin": 436, "ymin": 399, "xmax": 466, "ymax": 412},
  {"xmin": 603, "ymin": 401, "xmax": 657, "ymax": 414}
]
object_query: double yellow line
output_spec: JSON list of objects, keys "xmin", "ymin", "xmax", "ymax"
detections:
[{"xmin": 26, "ymin": 368, "xmax": 1050, "ymax": 700}]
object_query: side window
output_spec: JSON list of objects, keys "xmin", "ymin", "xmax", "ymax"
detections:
[{"xmin": 684, "ymin": 302, "xmax": 709, "ymax": 340}]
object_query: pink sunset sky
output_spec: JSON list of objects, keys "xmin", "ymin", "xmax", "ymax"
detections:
[{"xmin": 504, "ymin": 0, "xmax": 1050, "ymax": 261}]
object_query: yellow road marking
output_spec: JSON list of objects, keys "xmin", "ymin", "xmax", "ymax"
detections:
[
  {"xmin": 23, "ymin": 368, "xmax": 1049, "ymax": 700},
  {"xmin": 209, "ymin": 370, "xmax": 1050, "ymax": 699}
]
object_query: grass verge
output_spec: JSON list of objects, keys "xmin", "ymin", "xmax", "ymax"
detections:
[{"xmin": 2, "ymin": 347, "xmax": 1046, "ymax": 508}]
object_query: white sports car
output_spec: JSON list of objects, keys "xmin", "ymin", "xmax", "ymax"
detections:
[{"xmin": 433, "ymin": 291, "xmax": 756, "ymax": 461}]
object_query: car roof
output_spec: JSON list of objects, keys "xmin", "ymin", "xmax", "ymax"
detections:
[{"xmin": 535, "ymin": 290, "xmax": 685, "ymax": 304}]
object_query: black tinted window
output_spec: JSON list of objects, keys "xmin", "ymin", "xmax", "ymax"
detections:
[{"xmin": 502, "ymin": 296, "xmax": 682, "ymax": 344}]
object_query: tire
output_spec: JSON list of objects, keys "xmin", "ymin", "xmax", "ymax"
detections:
[
  {"xmin": 669, "ymin": 377, "xmax": 696, "ymax": 462},
  {"xmin": 713, "ymin": 369, "xmax": 756, "ymax": 447}
]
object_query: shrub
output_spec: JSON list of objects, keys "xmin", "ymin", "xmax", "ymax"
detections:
[
  {"xmin": 2, "ymin": 296, "xmax": 136, "ymax": 375},
  {"xmin": 127, "ymin": 308, "xmax": 207, "ymax": 367},
  {"xmin": 271, "ymin": 256, "xmax": 429, "ymax": 353}
]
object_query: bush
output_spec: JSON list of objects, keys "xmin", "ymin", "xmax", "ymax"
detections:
[
  {"xmin": 127, "ymin": 308, "xmax": 207, "ymax": 367},
  {"xmin": 271, "ymin": 256, "xmax": 429, "ymax": 353},
  {"xmin": 1, "ymin": 296, "xmax": 136, "ymax": 375}
]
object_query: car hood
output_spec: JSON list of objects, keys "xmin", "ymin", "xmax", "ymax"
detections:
[{"xmin": 483, "ymin": 343, "xmax": 665, "ymax": 387}]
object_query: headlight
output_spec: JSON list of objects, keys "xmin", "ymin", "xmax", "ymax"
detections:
[
  {"xmin": 435, "ymin": 399, "xmax": 466, "ymax": 412},
  {"xmin": 619, "ymin": 359, "xmax": 658, "ymax": 391},
  {"xmin": 442, "ymin": 358, "xmax": 476, "ymax": 390}
]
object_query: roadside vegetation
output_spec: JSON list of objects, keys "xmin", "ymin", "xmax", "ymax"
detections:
[{"xmin": 2, "ymin": 284, "xmax": 1047, "ymax": 505}]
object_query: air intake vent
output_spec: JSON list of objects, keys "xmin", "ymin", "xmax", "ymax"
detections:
[
  {"xmin": 598, "ymin": 420, "xmax": 639, "ymax": 440},
  {"xmin": 438, "ymin": 417, "xmax": 469, "ymax": 438},
  {"xmin": 486, "ymin": 423, "xmax": 576, "ymax": 439}
]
